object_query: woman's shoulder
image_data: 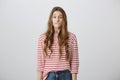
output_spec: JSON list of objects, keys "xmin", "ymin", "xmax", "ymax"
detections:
[
  {"xmin": 38, "ymin": 33, "xmax": 46, "ymax": 41},
  {"xmin": 68, "ymin": 32, "xmax": 78, "ymax": 43},
  {"xmin": 68, "ymin": 32, "xmax": 77, "ymax": 38}
]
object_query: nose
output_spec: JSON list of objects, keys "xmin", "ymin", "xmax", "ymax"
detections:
[{"xmin": 56, "ymin": 17, "xmax": 59, "ymax": 22}]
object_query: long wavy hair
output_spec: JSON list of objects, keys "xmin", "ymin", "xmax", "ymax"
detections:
[{"xmin": 44, "ymin": 6, "xmax": 70, "ymax": 61}]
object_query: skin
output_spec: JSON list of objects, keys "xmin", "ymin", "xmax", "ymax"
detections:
[
  {"xmin": 37, "ymin": 11, "xmax": 77, "ymax": 80},
  {"xmin": 37, "ymin": 72, "xmax": 43, "ymax": 80}
]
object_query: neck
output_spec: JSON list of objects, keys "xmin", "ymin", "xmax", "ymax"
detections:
[{"xmin": 54, "ymin": 28, "xmax": 60, "ymax": 34}]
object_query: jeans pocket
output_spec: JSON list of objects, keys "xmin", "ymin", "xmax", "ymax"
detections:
[
  {"xmin": 65, "ymin": 71, "xmax": 72, "ymax": 80},
  {"xmin": 45, "ymin": 72, "xmax": 56, "ymax": 80},
  {"xmin": 58, "ymin": 70, "xmax": 72, "ymax": 80}
]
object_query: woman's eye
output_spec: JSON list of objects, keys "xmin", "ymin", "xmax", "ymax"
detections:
[
  {"xmin": 52, "ymin": 16, "xmax": 63, "ymax": 19},
  {"xmin": 59, "ymin": 16, "xmax": 63, "ymax": 19},
  {"xmin": 53, "ymin": 16, "xmax": 56, "ymax": 18},
  {"xmin": 59, "ymin": 17, "xmax": 62, "ymax": 19}
]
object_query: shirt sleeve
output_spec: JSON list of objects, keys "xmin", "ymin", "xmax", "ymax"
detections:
[
  {"xmin": 37, "ymin": 35, "xmax": 45, "ymax": 72},
  {"xmin": 70, "ymin": 34, "xmax": 79, "ymax": 73}
]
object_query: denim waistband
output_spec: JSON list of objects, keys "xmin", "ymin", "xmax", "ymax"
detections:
[{"xmin": 49, "ymin": 69, "xmax": 70, "ymax": 74}]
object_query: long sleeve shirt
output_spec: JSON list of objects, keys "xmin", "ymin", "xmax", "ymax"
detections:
[{"xmin": 37, "ymin": 32, "xmax": 79, "ymax": 80}]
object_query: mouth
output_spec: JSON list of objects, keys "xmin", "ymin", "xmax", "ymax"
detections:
[{"xmin": 55, "ymin": 23, "xmax": 60, "ymax": 24}]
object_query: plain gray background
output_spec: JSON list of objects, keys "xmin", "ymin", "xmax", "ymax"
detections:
[{"xmin": 0, "ymin": 0, "xmax": 120, "ymax": 80}]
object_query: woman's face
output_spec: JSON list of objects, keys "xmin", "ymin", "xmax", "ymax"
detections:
[{"xmin": 52, "ymin": 11, "xmax": 63, "ymax": 29}]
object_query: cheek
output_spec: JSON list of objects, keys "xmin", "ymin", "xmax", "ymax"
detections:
[
  {"xmin": 52, "ymin": 19, "xmax": 55, "ymax": 24},
  {"xmin": 60, "ymin": 19, "xmax": 63, "ymax": 23}
]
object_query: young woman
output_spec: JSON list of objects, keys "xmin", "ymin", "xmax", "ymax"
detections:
[{"xmin": 37, "ymin": 6, "xmax": 79, "ymax": 80}]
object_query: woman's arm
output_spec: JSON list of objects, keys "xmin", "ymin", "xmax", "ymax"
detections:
[
  {"xmin": 37, "ymin": 35, "xmax": 45, "ymax": 80},
  {"xmin": 70, "ymin": 33, "xmax": 79, "ymax": 80},
  {"xmin": 37, "ymin": 71, "xmax": 43, "ymax": 80},
  {"xmin": 72, "ymin": 73, "xmax": 77, "ymax": 80}
]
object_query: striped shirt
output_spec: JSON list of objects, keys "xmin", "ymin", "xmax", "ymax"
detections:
[{"xmin": 37, "ymin": 32, "xmax": 79, "ymax": 80}]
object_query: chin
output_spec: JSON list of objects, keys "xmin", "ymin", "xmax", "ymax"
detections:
[{"xmin": 54, "ymin": 26, "xmax": 61, "ymax": 28}]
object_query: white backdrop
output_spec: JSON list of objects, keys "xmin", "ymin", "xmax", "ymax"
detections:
[{"xmin": 0, "ymin": 0, "xmax": 120, "ymax": 80}]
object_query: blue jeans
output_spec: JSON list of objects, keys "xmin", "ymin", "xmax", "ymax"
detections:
[{"xmin": 45, "ymin": 69, "xmax": 72, "ymax": 80}]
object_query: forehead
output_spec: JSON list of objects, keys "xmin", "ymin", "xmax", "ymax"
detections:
[{"xmin": 52, "ymin": 11, "xmax": 63, "ymax": 16}]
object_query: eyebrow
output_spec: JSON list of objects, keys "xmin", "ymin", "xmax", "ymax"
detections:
[{"xmin": 53, "ymin": 14, "xmax": 63, "ymax": 16}]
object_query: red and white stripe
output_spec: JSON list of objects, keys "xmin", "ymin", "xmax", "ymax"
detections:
[{"xmin": 37, "ymin": 32, "xmax": 79, "ymax": 80}]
